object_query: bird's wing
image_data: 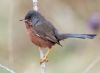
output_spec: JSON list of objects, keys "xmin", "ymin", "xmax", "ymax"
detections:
[{"xmin": 32, "ymin": 19, "xmax": 59, "ymax": 44}]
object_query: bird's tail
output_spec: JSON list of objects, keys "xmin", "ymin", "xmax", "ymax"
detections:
[{"xmin": 59, "ymin": 34, "xmax": 96, "ymax": 40}]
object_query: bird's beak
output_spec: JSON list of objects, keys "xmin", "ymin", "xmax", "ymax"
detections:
[
  {"xmin": 19, "ymin": 19, "xmax": 25, "ymax": 21},
  {"xmin": 19, "ymin": 19, "xmax": 28, "ymax": 23}
]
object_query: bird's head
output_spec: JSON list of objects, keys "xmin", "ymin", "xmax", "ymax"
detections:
[
  {"xmin": 20, "ymin": 10, "xmax": 38, "ymax": 28},
  {"xmin": 25, "ymin": 10, "xmax": 37, "ymax": 20},
  {"xmin": 20, "ymin": 10, "xmax": 38, "ymax": 22},
  {"xmin": 20, "ymin": 10, "xmax": 45, "ymax": 26}
]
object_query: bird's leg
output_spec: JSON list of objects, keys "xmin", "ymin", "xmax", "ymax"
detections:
[{"xmin": 40, "ymin": 49, "xmax": 51, "ymax": 64}]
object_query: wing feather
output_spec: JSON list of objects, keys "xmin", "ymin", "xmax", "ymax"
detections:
[{"xmin": 31, "ymin": 16, "xmax": 59, "ymax": 44}]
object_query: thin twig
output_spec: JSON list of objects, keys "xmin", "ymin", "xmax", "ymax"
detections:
[
  {"xmin": 32, "ymin": 0, "xmax": 38, "ymax": 11},
  {"xmin": 83, "ymin": 56, "xmax": 100, "ymax": 73},
  {"xmin": 38, "ymin": 47, "xmax": 46, "ymax": 73},
  {"xmin": 32, "ymin": 0, "xmax": 46, "ymax": 73},
  {"xmin": 0, "ymin": 64, "xmax": 15, "ymax": 73}
]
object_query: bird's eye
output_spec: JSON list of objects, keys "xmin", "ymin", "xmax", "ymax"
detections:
[{"xmin": 25, "ymin": 20, "xmax": 29, "ymax": 24}]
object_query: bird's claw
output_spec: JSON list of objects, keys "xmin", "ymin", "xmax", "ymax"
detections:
[{"xmin": 40, "ymin": 56, "xmax": 48, "ymax": 64}]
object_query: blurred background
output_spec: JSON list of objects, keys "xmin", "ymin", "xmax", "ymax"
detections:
[{"xmin": 0, "ymin": 0, "xmax": 100, "ymax": 73}]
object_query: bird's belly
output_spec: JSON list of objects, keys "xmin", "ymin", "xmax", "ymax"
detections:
[{"xmin": 27, "ymin": 28, "xmax": 54, "ymax": 48}]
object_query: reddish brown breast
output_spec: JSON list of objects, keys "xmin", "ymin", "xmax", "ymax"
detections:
[{"xmin": 25, "ymin": 22, "xmax": 55, "ymax": 48}]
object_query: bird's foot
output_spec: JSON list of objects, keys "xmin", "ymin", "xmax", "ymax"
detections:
[{"xmin": 40, "ymin": 56, "xmax": 48, "ymax": 64}]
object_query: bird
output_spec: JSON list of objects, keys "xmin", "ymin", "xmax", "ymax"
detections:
[{"xmin": 20, "ymin": 10, "xmax": 96, "ymax": 64}]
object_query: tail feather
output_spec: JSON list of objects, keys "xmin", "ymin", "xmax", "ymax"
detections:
[{"xmin": 59, "ymin": 34, "xmax": 96, "ymax": 40}]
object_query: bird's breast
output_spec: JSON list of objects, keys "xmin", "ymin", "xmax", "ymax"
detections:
[{"xmin": 25, "ymin": 24, "xmax": 55, "ymax": 48}]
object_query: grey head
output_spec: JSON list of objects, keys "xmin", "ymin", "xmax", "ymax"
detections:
[
  {"xmin": 24, "ymin": 10, "xmax": 41, "ymax": 26},
  {"xmin": 24, "ymin": 10, "xmax": 46, "ymax": 26},
  {"xmin": 25, "ymin": 10, "xmax": 39, "ymax": 20}
]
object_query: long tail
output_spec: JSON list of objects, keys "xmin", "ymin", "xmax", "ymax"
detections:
[{"xmin": 59, "ymin": 34, "xmax": 96, "ymax": 40}]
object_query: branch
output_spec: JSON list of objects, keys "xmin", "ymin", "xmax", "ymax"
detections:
[
  {"xmin": 32, "ymin": 0, "xmax": 46, "ymax": 73},
  {"xmin": 83, "ymin": 56, "xmax": 100, "ymax": 73},
  {"xmin": 32, "ymin": 0, "xmax": 38, "ymax": 11},
  {"xmin": 0, "ymin": 64, "xmax": 15, "ymax": 73},
  {"xmin": 38, "ymin": 47, "xmax": 46, "ymax": 73}
]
